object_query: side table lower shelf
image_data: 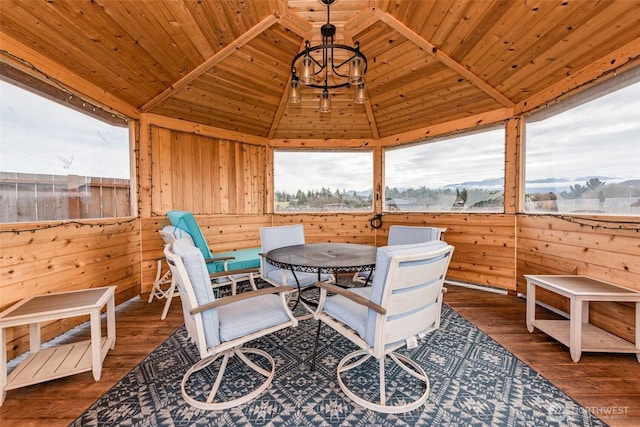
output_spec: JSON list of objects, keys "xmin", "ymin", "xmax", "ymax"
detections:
[
  {"xmin": 533, "ymin": 319, "xmax": 639, "ymax": 354},
  {"xmin": 525, "ymin": 275, "xmax": 640, "ymax": 363},
  {"xmin": 6, "ymin": 337, "xmax": 115, "ymax": 391}
]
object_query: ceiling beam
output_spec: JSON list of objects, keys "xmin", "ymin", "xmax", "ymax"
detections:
[
  {"xmin": 267, "ymin": 38, "xmax": 307, "ymax": 140},
  {"xmin": 275, "ymin": 0, "xmax": 313, "ymax": 39},
  {"xmin": 374, "ymin": 9, "xmax": 515, "ymax": 109},
  {"xmin": 140, "ymin": 14, "xmax": 279, "ymax": 112},
  {"xmin": 145, "ymin": 113, "xmax": 268, "ymax": 146},
  {"xmin": 267, "ymin": 2, "xmax": 314, "ymax": 140},
  {"xmin": 377, "ymin": 108, "xmax": 514, "ymax": 147},
  {"xmin": 515, "ymin": 39, "xmax": 640, "ymax": 115},
  {"xmin": 0, "ymin": 32, "xmax": 138, "ymax": 118},
  {"xmin": 343, "ymin": 7, "xmax": 381, "ymax": 139}
]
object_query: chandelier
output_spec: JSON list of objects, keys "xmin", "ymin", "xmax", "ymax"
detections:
[{"xmin": 288, "ymin": 0, "xmax": 368, "ymax": 112}]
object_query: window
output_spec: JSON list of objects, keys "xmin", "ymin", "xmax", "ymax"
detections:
[
  {"xmin": 0, "ymin": 80, "xmax": 131, "ymax": 222},
  {"xmin": 274, "ymin": 150, "xmax": 373, "ymax": 212},
  {"xmin": 525, "ymin": 72, "xmax": 640, "ymax": 215},
  {"xmin": 384, "ymin": 127, "xmax": 505, "ymax": 212}
]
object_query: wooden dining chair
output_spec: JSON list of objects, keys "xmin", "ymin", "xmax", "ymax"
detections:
[{"xmin": 314, "ymin": 240, "xmax": 454, "ymax": 413}]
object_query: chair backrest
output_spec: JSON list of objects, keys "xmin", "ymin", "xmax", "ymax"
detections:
[
  {"xmin": 259, "ymin": 224, "xmax": 305, "ymax": 277},
  {"xmin": 166, "ymin": 210, "xmax": 214, "ymax": 260},
  {"xmin": 366, "ymin": 240, "xmax": 454, "ymax": 357},
  {"xmin": 164, "ymin": 238, "xmax": 220, "ymax": 358},
  {"xmin": 159, "ymin": 225, "xmax": 195, "ymax": 246},
  {"xmin": 387, "ymin": 225, "xmax": 446, "ymax": 246}
]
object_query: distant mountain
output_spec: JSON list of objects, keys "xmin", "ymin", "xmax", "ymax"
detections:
[
  {"xmin": 347, "ymin": 176, "xmax": 633, "ymax": 197},
  {"xmin": 442, "ymin": 177, "xmax": 504, "ymax": 189},
  {"xmin": 347, "ymin": 188, "xmax": 372, "ymax": 197},
  {"xmin": 527, "ymin": 176, "xmax": 615, "ymax": 184}
]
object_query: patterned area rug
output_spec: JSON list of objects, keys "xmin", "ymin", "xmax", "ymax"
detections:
[{"xmin": 71, "ymin": 305, "xmax": 605, "ymax": 426}]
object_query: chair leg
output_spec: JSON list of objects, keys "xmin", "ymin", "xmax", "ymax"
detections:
[
  {"xmin": 181, "ymin": 347, "xmax": 276, "ymax": 411},
  {"xmin": 248, "ymin": 273, "xmax": 258, "ymax": 291},
  {"xmin": 310, "ymin": 320, "xmax": 322, "ymax": 370},
  {"xmin": 336, "ymin": 349, "xmax": 430, "ymax": 414},
  {"xmin": 160, "ymin": 278, "xmax": 176, "ymax": 320},
  {"xmin": 149, "ymin": 259, "xmax": 172, "ymax": 303}
]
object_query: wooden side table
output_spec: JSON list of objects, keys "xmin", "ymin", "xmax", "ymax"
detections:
[
  {"xmin": 525, "ymin": 275, "xmax": 640, "ymax": 362},
  {"xmin": 0, "ymin": 286, "xmax": 116, "ymax": 405}
]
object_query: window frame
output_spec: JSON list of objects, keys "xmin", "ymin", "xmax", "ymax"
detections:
[
  {"xmin": 0, "ymin": 73, "xmax": 135, "ymax": 223},
  {"xmin": 273, "ymin": 149, "xmax": 375, "ymax": 214},
  {"xmin": 523, "ymin": 68, "xmax": 640, "ymax": 217},
  {"xmin": 383, "ymin": 124, "xmax": 506, "ymax": 214}
]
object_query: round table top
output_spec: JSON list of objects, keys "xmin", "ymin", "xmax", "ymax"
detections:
[{"xmin": 265, "ymin": 243, "xmax": 377, "ymax": 274}]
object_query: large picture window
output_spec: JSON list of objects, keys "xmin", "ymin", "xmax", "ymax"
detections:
[
  {"xmin": 384, "ymin": 127, "xmax": 505, "ymax": 213},
  {"xmin": 0, "ymin": 80, "xmax": 131, "ymax": 222},
  {"xmin": 525, "ymin": 72, "xmax": 640, "ymax": 216},
  {"xmin": 274, "ymin": 150, "xmax": 373, "ymax": 213}
]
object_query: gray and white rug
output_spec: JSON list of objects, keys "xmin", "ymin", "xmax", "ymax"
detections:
[{"xmin": 71, "ymin": 304, "xmax": 605, "ymax": 426}]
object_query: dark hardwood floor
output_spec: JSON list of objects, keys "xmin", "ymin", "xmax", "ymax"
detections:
[{"xmin": 1, "ymin": 284, "xmax": 638, "ymax": 426}]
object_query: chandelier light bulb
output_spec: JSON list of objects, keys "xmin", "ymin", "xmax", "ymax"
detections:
[
  {"xmin": 288, "ymin": 77, "xmax": 301, "ymax": 103},
  {"xmin": 319, "ymin": 89, "xmax": 331, "ymax": 113},
  {"xmin": 354, "ymin": 83, "xmax": 368, "ymax": 104},
  {"xmin": 300, "ymin": 54, "xmax": 315, "ymax": 84},
  {"xmin": 349, "ymin": 55, "xmax": 365, "ymax": 84}
]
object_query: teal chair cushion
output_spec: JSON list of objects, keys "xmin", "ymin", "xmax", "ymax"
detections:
[
  {"xmin": 213, "ymin": 247, "xmax": 261, "ymax": 272},
  {"xmin": 167, "ymin": 211, "xmax": 213, "ymax": 260},
  {"xmin": 167, "ymin": 210, "xmax": 260, "ymax": 274}
]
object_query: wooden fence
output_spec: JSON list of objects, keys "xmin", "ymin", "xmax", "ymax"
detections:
[{"xmin": 0, "ymin": 172, "xmax": 130, "ymax": 222}]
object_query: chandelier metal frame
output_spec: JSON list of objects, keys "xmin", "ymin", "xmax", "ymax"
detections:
[{"xmin": 288, "ymin": 0, "xmax": 368, "ymax": 111}]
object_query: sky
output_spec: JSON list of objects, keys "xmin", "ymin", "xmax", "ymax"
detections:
[
  {"xmin": 276, "ymin": 81, "xmax": 640, "ymax": 193},
  {"xmin": 1, "ymin": 79, "xmax": 638, "ymax": 192},
  {"xmin": 0, "ymin": 82, "xmax": 130, "ymax": 179}
]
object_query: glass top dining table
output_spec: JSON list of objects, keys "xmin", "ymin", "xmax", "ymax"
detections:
[{"xmin": 264, "ymin": 243, "xmax": 377, "ymax": 276}]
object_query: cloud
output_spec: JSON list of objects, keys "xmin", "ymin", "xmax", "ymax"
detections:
[{"xmin": 2, "ymin": 79, "xmax": 638, "ymax": 193}]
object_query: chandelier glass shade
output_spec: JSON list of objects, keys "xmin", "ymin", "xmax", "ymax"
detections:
[{"xmin": 288, "ymin": 0, "xmax": 368, "ymax": 112}]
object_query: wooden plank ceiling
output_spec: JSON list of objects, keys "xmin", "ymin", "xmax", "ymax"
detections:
[{"xmin": 1, "ymin": 0, "xmax": 639, "ymax": 140}]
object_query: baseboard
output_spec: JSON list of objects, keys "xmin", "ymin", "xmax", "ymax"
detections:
[{"xmin": 444, "ymin": 279, "xmax": 509, "ymax": 295}]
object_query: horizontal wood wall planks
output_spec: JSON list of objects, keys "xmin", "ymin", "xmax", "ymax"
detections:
[
  {"xmin": 517, "ymin": 214, "xmax": 640, "ymax": 342},
  {"xmin": 0, "ymin": 220, "xmax": 140, "ymax": 360}
]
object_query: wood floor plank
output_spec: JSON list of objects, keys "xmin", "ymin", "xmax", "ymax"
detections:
[{"xmin": 0, "ymin": 284, "xmax": 638, "ymax": 426}]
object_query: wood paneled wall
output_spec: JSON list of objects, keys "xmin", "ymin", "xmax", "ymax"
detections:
[
  {"xmin": 272, "ymin": 212, "xmax": 517, "ymax": 290},
  {"xmin": 140, "ymin": 211, "xmax": 518, "ymax": 294},
  {"xmin": 149, "ymin": 125, "xmax": 268, "ymax": 216},
  {"xmin": 0, "ymin": 220, "xmax": 141, "ymax": 360},
  {"xmin": 383, "ymin": 213, "xmax": 517, "ymax": 290},
  {"xmin": 517, "ymin": 214, "xmax": 640, "ymax": 342}
]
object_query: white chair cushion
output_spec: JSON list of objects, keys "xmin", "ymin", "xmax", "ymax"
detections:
[
  {"xmin": 266, "ymin": 269, "xmax": 327, "ymax": 288},
  {"xmin": 218, "ymin": 294, "xmax": 291, "ymax": 342},
  {"xmin": 173, "ymin": 238, "xmax": 220, "ymax": 347},
  {"xmin": 260, "ymin": 225, "xmax": 305, "ymax": 277},
  {"xmin": 162, "ymin": 225, "xmax": 195, "ymax": 246},
  {"xmin": 387, "ymin": 225, "xmax": 441, "ymax": 246},
  {"xmin": 366, "ymin": 240, "xmax": 448, "ymax": 345},
  {"xmin": 323, "ymin": 287, "xmax": 371, "ymax": 339}
]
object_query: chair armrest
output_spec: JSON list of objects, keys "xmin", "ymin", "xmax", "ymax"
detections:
[
  {"xmin": 190, "ymin": 285, "xmax": 295, "ymax": 315},
  {"xmin": 204, "ymin": 256, "xmax": 235, "ymax": 264},
  {"xmin": 315, "ymin": 282, "xmax": 386, "ymax": 315},
  {"xmin": 208, "ymin": 267, "xmax": 259, "ymax": 280}
]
